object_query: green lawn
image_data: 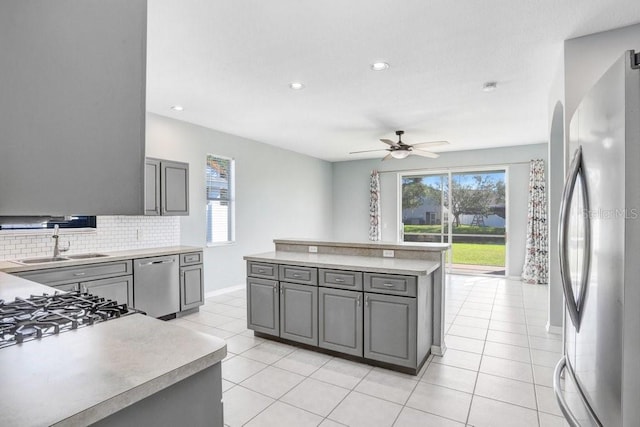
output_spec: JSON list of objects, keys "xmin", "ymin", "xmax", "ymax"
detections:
[
  {"xmin": 404, "ymin": 224, "xmax": 505, "ymax": 235},
  {"xmin": 451, "ymin": 243, "xmax": 505, "ymax": 267}
]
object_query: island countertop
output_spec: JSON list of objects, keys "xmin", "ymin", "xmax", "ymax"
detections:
[
  {"xmin": 274, "ymin": 238, "xmax": 450, "ymax": 252},
  {"xmin": 244, "ymin": 251, "xmax": 440, "ymax": 276},
  {"xmin": 0, "ymin": 272, "xmax": 227, "ymax": 427}
]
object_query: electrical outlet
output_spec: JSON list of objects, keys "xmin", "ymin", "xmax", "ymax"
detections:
[
  {"xmin": 136, "ymin": 229, "xmax": 143, "ymax": 241},
  {"xmin": 308, "ymin": 246, "xmax": 318, "ymax": 253},
  {"xmin": 383, "ymin": 249, "xmax": 395, "ymax": 258}
]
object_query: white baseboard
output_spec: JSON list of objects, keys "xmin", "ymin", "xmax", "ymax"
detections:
[
  {"xmin": 546, "ymin": 322, "xmax": 562, "ymax": 334},
  {"xmin": 204, "ymin": 284, "xmax": 245, "ymax": 299}
]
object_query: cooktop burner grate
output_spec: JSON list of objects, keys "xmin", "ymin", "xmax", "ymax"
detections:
[{"xmin": 0, "ymin": 291, "xmax": 142, "ymax": 349}]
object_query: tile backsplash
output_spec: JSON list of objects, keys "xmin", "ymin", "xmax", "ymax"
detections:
[{"xmin": 0, "ymin": 216, "xmax": 180, "ymax": 261}]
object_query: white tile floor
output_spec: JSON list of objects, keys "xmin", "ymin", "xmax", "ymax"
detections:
[{"xmin": 170, "ymin": 274, "xmax": 568, "ymax": 427}]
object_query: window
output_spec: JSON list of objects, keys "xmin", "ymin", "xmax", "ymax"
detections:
[
  {"xmin": 206, "ymin": 154, "xmax": 234, "ymax": 244},
  {"xmin": 0, "ymin": 216, "xmax": 96, "ymax": 231}
]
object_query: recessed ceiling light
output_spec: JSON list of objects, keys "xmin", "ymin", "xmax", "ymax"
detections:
[
  {"xmin": 289, "ymin": 82, "xmax": 305, "ymax": 90},
  {"xmin": 170, "ymin": 105, "xmax": 184, "ymax": 111},
  {"xmin": 482, "ymin": 82, "xmax": 497, "ymax": 92},
  {"xmin": 371, "ymin": 62, "xmax": 390, "ymax": 71}
]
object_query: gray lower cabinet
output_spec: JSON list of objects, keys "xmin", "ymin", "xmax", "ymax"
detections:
[
  {"xmin": 81, "ymin": 275, "xmax": 134, "ymax": 306},
  {"xmin": 364, "ymin": 292, "xmax": 417, "ymax": 368},
  {"xmin": 180, "ymin": 264, "xmax": 204, "ymax": 311},
  {"xmin": 318, "ymin": 287, "xmax": 363, "ymax": 356},
  {"xmin": 280, "ymin": 282, "xmax": 318, "ymax": 346},
  {"xmin": 247, "ymin": 277, "xmax": 279, "ymax": 336},
  {"xmin": 245, "ymin": 261, "xmax": 430, "ymax": 373}
]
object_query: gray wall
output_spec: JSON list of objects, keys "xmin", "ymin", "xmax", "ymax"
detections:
[
  {"xmin": 544, "ymin": 23, "xmax": 640, "ymax": 329},
  {"xmin": 564, "ymin": 24, "xmax": 640, "ymax": 126},
  {"xmin": 332, "ymin": 144, "xmax": 548, "ymax": 278},
  {"xmin": 146, "ymin": 113, "xmax": 333, "ymax": 292}
]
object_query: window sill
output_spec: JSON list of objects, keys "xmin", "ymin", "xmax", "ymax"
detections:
[{"xmin": 206, "ymin": 241, "xmax": 236, "ymax": 248}]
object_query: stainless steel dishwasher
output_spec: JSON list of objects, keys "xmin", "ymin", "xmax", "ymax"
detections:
[{"xmin": 133, "ymin": 255, "xmax": 179, "ymax": 318}]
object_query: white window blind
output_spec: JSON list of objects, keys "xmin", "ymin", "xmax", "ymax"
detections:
[{"xmin": 206, "ymin": 154, "xmax": 234, "ymax": 244}]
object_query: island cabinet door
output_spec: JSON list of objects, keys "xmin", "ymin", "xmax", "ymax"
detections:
[
  {"xmin": 280, "ymin": 282, "xmax": 318, "ymax": 346},
  {"xmin": 318, "ymin": 287, "xmax": 363, "ymax": 357},
  {"xmin": 364, "ymin": 292, "xmax": 417, "ymax": 369},
  {"xmin": 247, "ymin": 277, "xmax": 279, "ymax": 336}
]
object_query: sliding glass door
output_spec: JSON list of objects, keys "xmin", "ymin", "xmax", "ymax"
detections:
[{"xmin": 401, "ymin": 169, "xmax": 506, "ymax": 276}]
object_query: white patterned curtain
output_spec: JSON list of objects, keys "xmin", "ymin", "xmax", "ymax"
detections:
[
  {"xmin": 522, "ymin": 159, "xmax": 548, "ymax": 284},
  {"xmin": 369, "ymin": 170, "xmax": 381, "ymax": 241}
]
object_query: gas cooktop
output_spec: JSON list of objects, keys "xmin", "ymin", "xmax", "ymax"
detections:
[{"xmin": 0, "ymin": 291, "xmax": 142, "ymax": 349}]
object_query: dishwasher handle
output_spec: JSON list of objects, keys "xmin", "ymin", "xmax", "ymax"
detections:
[{"xmin": 138, "ymin": 259, "xmax": 175, "ymax": 267}]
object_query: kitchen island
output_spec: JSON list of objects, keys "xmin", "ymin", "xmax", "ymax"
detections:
[
  {"xmin": 244, "ymin": 238, "xmax": 449, "ymax": 375},
  {"xmin": 0, "ymin": 272, "xmax": 226, "ymax": 427}
]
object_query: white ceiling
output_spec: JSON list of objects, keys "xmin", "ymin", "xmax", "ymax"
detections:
[{"xmin": 146, "ymin": 1, "xmax": 640, "ymax": 162}]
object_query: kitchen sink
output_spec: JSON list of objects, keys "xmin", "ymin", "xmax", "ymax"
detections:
[
  {"xmin": 17, "ymin": 256, "xmax": 70, "ymax": 264},
  {"xmin": 66, "ymin": 253, "xmax": 109, "ymax": 259}
]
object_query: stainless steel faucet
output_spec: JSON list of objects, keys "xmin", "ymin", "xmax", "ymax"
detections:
[{"xmin": 52, "ymin": 225, "xmax": 60, "ymax": 257}]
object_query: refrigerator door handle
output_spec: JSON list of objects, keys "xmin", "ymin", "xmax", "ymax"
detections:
[
  {"xmin": 554, "ymin": 356, "xmax": 603, "ymax": 427},
  {"xmin": 553, "ymin": 357, "xmax": 581, "ymax": 427},
  {"xmin": 558, "ymin": 146, "xmax": 591, "ymax": 331}
]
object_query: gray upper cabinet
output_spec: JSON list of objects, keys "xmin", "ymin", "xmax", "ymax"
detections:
[
  {"xmin": 145, "ymin": 159, "xmax": 161, "ymax": 216},
  {"xmin": 364, "ymin": 292, "xmax": 417, "ymax": 368},
  {"xmin": 280, "ymin": 282, "xmax": 318, "ymax": 346},
  {"xmin": 0, "ymin": 0, "xmax": 147, "ymax": 215},
  {"xmin": 318, "ymin": 287, "xmax": 363, "ymax": 357},
  {"xmin": 247, "ymin": 277, "xmax": 279, "ymax": 336},
  {"xmin": 145, "ymin": 158, "xmax": 189, "ymax": 216}
]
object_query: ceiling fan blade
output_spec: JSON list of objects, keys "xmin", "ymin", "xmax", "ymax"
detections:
[
  {"xmin": 411, "ymin": 149, "xmax": 440, "ymax": 159},
  {"xmin": 380, "ymin": 139, "xmax": 399, "ymax": 147},
  {"xmin": 411, "ymin": 141, "xmax": 449, "ymax": 148},
  {"xmin": 349, "ymin": 149, "xmax": 389, "ymax": 154},
  {"xmin": 381, "ymin": 153, "xmax": 393, "ymax": 161}
]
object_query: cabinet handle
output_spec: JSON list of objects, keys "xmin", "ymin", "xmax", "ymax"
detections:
[
  {"xmin": 292, "ymin": 273, "xmax": 300, "ymax": 278},
  {"xmin": 334, "ymin": 278, "xmax": 344, "ymax": 283},
  {"xmin": 258, "ymin": 269, "xmax": 265, "ymax": 273},
  {"xmin": 81, "ymin": 285, "xmax": 87, "ymax": 293},
  {"xmin": 357, "ymin": 295, "xmax": 361, "ymax": 306},
  {"xmin": 273, "ymin": 285, "xmax": 277, "ymax": 293},
  {"xmin": 365, "ymin": 296, "xmax": 369, "ymax": 306},
  {"xmin": 73, "ymin": 272, "xmax": 86, "ymax": 276},
  {"xmin": 280, "ymin": 287, "xmax": 284, "ymax": 295},
  {"xmin": 383, "ymin": 283, "xmax": 395, "ymax": 287}
]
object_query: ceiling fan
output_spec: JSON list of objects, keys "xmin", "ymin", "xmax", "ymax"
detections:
[{"xmin": 349, "ymin": 130, "xmax": 449, "ymax": 161}]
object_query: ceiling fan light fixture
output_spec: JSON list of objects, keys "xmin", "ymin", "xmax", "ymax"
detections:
[
  {"xmin": 170, "ymin": 104, "xmax": 184, "ymax": 111},
  {"xmin": 370, "ymin": 62, "xmax": 390, "ymax": 71},
  {"xmin": 390, "ymin": 150, "xmax": 410, "ymax": 159},
  {"xmin": 289, "ymin": 82, "xmax": 305, "ymax": 90}
]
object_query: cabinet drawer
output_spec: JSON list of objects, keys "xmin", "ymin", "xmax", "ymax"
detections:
[
  {"xmin": 247, "ymin": 261, "xmax": 278, "ymax": 280},
  {"xmin": 364, "ymin": 273, "xmax": 417, "ymax": 297},
  {"xmin": 180, "ymin": 251, "xmax": 202, "ymax": 266},
  {"xmin": 319, "ymin": 269, "xmax": 363, "ymax": 290},
  {"xmin": 279, "ymin": 265, "xmax": 317, "ymax": 286},
  {"xmin": 17, "ymin": 260, "xmax": 132, "ymax": 287}
]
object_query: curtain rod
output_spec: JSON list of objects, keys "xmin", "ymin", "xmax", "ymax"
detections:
[{"xmin": 376, "ymin": 160, "xmax": 535, "ymax": 174}]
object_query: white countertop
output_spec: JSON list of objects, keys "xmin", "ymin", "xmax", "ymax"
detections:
[
  {"xmin": 274, "ymin": 238, "xmax": 450, "ymax": 252},
  {"xmin": 244, "ymin": 251, "xmax": 440, "ymax": 276},
  {"xmin": 0, "ymin": 245, "xmax": 201, "ymax": 274},
  {"xmin": 0, "ymin": 272, "xmax": 227, "ymax": 427}
]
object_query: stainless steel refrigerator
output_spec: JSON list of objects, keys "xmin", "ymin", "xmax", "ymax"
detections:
[{"xmin": 554, "ymin": 50, "xmax": 640, "ymax": 427}]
